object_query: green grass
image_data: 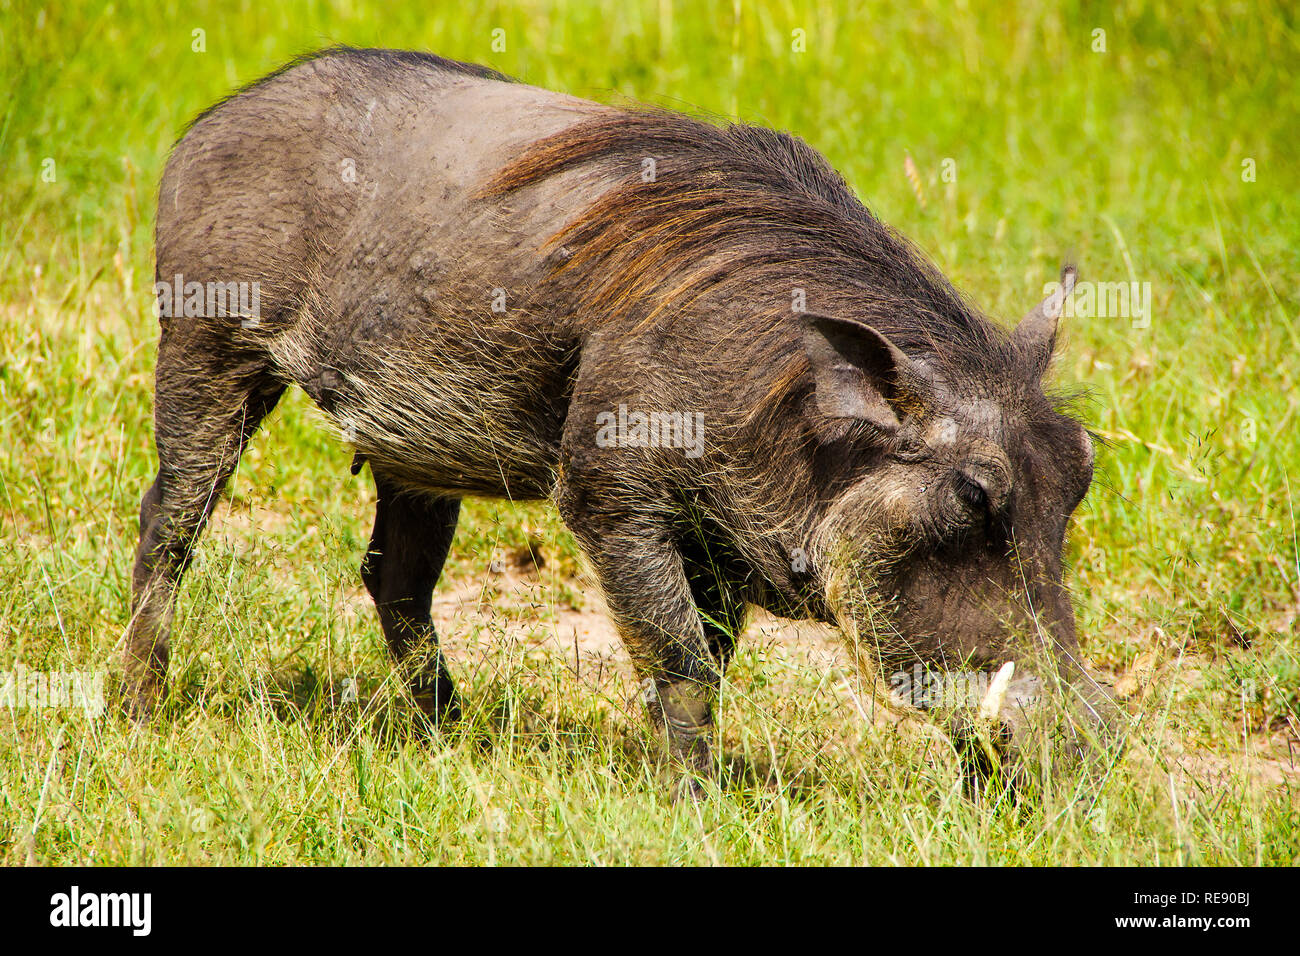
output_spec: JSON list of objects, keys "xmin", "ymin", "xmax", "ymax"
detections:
[{"xmin": 1, "ymin": 0, "xmax": 1298, "ymax": 864}]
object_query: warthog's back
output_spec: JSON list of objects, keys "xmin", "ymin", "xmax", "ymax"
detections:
[{"xmin": 158, "ymin": 48, "xmax": 618, "ymax": 499}]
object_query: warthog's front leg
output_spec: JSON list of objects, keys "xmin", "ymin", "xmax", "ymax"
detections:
[
  {"xmin": 360, "ymin": 473, "xmax": 462, "ymax": 725},
  {"xmin": 557, "ymin": 492, "xmax": 721, "ymax": 796}
]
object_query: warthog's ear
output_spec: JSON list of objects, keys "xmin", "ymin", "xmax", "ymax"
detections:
[
  {"xmin": 1013, "ymin": 264, "xmax": 1077, "ymax": 377},
  {"xmin": 799, "ymin": 313, "xmax": 934, "ymax": 430}
]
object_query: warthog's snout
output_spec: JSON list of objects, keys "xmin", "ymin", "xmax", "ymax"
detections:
[{"xmin": 949, "ymin": 662, "xmax": 1127, "ymax": 789}]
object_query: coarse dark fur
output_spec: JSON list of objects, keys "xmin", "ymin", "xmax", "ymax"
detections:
[{"xmin": 127, "ymin": 46, "xmax": 1115, "ymax": 790}]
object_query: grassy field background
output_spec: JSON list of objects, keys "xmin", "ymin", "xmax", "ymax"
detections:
[{"xmin": 1, "ymin": 0, "xmax": 1298, "ymax": 864}]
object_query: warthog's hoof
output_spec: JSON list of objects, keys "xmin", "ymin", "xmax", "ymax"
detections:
[
  {"xmin": 410, "ymin": 685, "xmax": 463, "ymax": 729},
  {"xmin": 119, "ymin": 673, "xmax": 165, "ymax": 725},
  {"xmin": 642, "ymin": 679, "xmax": 719, "ymax": 801}
]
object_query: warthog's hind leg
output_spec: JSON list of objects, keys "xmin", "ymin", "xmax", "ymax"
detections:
[{"xmin": 125, "ymin": 334, "xmax": 284, "ymax": 719}]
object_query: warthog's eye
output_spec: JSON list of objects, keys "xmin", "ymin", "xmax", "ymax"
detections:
[{"xmin": 953, "ymin": 472, "xmax": 989, "ymax": 513}]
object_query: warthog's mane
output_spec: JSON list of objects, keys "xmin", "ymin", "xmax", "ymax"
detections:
[{"xmin": 480, "ymin": 107, "xmax": 1024, "ymax": 420}]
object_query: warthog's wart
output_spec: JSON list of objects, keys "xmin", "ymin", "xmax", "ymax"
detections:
[{"xmin": 125, "ymin": 47, "xmax": 1117, "ymax": 792}]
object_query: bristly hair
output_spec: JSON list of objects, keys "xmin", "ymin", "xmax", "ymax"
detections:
[{"xmin": 480, "ymin": 108, "xmax": 1007, "ymax": 377}]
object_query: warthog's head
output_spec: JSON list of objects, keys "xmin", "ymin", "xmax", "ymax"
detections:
[{"xmin": 801, "ymin": 267, "xmax": 1119, "ymax": 773}]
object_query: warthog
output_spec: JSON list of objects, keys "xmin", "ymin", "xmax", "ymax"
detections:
[{"xmin": 127, "ymin": 47, "xmax": 1117, "ymax": 789}]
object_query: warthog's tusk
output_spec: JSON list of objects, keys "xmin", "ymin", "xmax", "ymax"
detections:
[{"xmin": 979, "ymin": 661, "xmax": 1016, "ymax": 721}]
